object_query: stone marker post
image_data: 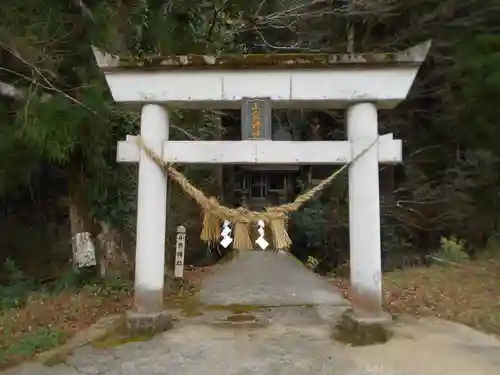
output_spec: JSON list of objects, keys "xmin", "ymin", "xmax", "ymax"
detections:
[{"xmin": 174, "ymin": 225, "xmax": 186, "ymax": 279}]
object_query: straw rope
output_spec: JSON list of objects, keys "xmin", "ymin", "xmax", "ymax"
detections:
[{"xmin": 136, "ymin": 136, "xmax": 379, "ymax": 250}]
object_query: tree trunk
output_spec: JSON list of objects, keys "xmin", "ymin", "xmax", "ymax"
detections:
[
  {"xmin": 66, "ymin": 161, "xmax": 131, "ymax": 278},
  {"xmin": 68, "ymin": 177, "xmax": 88, "ymax": 235},
  {"xmin": 95, "ymin": 220, "xmax": 132, "ymax": 279}
]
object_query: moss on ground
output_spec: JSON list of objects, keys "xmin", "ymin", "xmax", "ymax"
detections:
[{"xmin": 332, "ymin": 312, "xmax": 393, "ymax": 346}]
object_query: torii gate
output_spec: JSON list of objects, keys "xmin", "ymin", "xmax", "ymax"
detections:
[{"xmin": 93, "ymin": 42, "xmax": 431, "ymax": 329}]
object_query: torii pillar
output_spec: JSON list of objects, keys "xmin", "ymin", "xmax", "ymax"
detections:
[{"xmin": 93, "ymin": 41, "xmax": 431, "ymax": 329}]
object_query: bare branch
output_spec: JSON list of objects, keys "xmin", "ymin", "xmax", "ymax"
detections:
[{"xmin": 74, "ymin": 0, "xmax": 94, "ymax": 22}]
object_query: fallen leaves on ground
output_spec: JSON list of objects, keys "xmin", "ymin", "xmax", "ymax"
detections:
[
  {"xmin": 331, "ymin": 260, "xmax": 500, "ymax": 335},
  {"xmin": 183, "ymin": 266, "xmax": 217, "ymax": 286},
  {"xmin": 0, "ymin": 267, "xmax": 216, "ymax": 368},
  {"xmin": 0, "ymin": 289, "xmax": 132, "ymax": 368}
]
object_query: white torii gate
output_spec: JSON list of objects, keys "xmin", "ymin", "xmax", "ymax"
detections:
[{"xmin": 93, "ymin": 42, "xmax": 431, "ymax": 325}]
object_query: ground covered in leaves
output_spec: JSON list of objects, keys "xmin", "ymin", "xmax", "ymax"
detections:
[
  {"xmin": 1, "ymin": 261, "xmax": 499, "ymax": 368},
  {"xmin": 0, "ymin": 280, "xmax": 132, "ymax": 369},
  {"xmin": 333, "ymin": 260, "xmax": 500, "ymax": 335},
  {"xmin": 0, "ymin": 268, "xmax": 211, "ymax": 369}
]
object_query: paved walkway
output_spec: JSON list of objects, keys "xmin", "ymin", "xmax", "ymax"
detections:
[
  {"xmin": 199, "ymin": 251, "xmax": 348, "ymax": 306},
  {"xmin": 3, "ymin": 251, "xmax": 500, "ymax": 375}
]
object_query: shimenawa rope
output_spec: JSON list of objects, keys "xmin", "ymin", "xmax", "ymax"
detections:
[{"xmin": 136, "ymin": 136, "xmax": 379, "ymax": 251}]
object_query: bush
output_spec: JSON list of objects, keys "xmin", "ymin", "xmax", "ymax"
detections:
[
  {"xmin": 0, "ymin": 327, "xmax": 65, "ymax": 363},
  {"xmin": 0, "ymin": 259, "xmax": 36, "ymax": 310},
  {"xmin": 432, "ymin": 236, "xmax": 469, "ymax": 264},
  {"xmin": 477, "ymin": 236, "xmax": 500, "ymax": 260},
  {"xmin": 0, "ymin": 258, "xmax": 130, "ymax": 311}
]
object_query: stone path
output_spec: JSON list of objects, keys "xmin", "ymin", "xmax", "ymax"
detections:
[
  {"xmin": 199, "ymin": 251, "xmax": 348, "ymax": 306},
  {"xmin": 3, "ymin": 251, "xmax": 500, "ymax": 375}
]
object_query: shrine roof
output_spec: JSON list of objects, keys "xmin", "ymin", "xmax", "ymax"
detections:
[{"xmin": 92, "ymin": 41, "xmax": 431, "ymax": 72}]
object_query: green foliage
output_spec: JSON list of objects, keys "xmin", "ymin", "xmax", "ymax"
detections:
[
  {"xmin": 475, "ymin": 236, "xmax": 500, "ymax": 260},
  {"xmin": 291, "ymin": 181, "xmax": 330, "ymax": 248},
  {"xmin": 0, "ymin": 0, "xmax": 70, "ymax": 69},
  {"xmin": 0, "ymin": 257, "xmax": 130, "ymax": 312},
  {"xmin": 0, "ymin": 327, "xmax": 65, "ymax": 363},
  {"xmin": 443, "ymin": 33, "xmax": 500, "ymax": 150},
  {"xmin": 0, "ymin": 259, "xmax": 36, "ymax": 310},
  {"xmin": 433, "ymin": 236, "xmax": 469, "ymax": 264},
  {"xmin": 306, "ymin": 256, "xmax": 319, "ymax": 269},
  {"xmin": 46, "ymin": 267, "xmax": 99, "ymax": 295},
  {"xmin": 82, "ymin": 276, "xmax": 131, "ymax": 301},
  {"xmin": 0, "ymin": 82, "xmax": 139, "ymax": 229},
  {"xmin": 90, "ymin": 0, "xmax": 244, "ymax": 55},
  {"xmin": 380, "ymin": 224, "xmax": 413, "ymax": 266}
]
